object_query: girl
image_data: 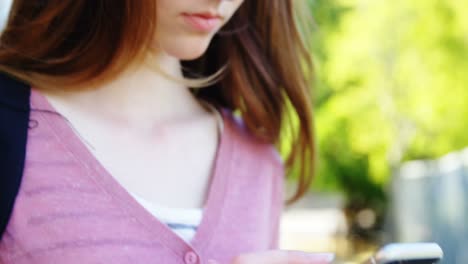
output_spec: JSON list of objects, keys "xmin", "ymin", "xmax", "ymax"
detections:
[{"xmin": 0, "ymin": 0, "xmax": 327, "ymax": 263}]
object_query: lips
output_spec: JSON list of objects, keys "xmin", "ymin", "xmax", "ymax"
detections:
[
  {"xmin": 182, "ymin": 12, "xmax": 223, "ymax": 32},
  {"xmin": 190, "ymin": 12, "xmax": 222, "ymax": 19}
]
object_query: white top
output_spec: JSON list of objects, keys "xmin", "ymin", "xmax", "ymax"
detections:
[{"xmin": 129, "ymin": 192, "xmax": 203, "ymax": 242}]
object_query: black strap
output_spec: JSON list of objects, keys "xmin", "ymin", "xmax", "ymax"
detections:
[{"xmin": 0, "ymin": 72, "xmax": 30, "ymax": 237}]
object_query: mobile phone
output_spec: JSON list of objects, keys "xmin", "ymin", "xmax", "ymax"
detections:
[{"xmin": 365, "ymin": 243, "xmax": 443, "ymax": 264}]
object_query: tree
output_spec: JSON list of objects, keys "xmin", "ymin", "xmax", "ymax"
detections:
[{"xmin": 286, "ymin": 0, "xmax": 468, "ymax": 238}]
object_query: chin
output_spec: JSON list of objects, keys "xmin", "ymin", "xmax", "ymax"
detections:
[
  {"xmin": 162, "ymin": 36, "xmax": 213, "ymax": 61},
  {"xmin": 166, "ymin": 45, "xmax": 210, "ymax": 61}
]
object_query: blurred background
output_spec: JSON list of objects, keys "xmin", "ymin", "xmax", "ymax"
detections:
[{"xmin": 279, "ymin": 0, "xmax": 468, "ymax": 263}]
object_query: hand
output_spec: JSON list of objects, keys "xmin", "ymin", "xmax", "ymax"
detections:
[{"xmin": 230, "ymin": 250, "xmax": 335, "ymax": 264}]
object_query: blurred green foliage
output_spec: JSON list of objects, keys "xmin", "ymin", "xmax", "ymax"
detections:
[{"xmin": 292, "ymin": 0, "xmax": 468, "ymax": 209}]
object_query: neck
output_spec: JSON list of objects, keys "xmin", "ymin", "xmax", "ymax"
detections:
[{"xmin": 43, "ymin": 52, "xmax": 208, "ymax": 128}]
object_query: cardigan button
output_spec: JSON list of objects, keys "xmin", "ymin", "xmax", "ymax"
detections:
[{"xmin": 184, "ymin": 251, "xmax": 199, "ymax": 264}]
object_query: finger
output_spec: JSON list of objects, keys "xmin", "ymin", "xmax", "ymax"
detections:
[
  {"xmin": 232, "ymin": 250, "xmax": 334, "ymax": 264},
  {"xmin": 286, "ymin": 251, "xmax": 335, "ymax": 264}
]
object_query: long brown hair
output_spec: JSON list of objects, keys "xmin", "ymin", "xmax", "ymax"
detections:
[{"xmin": 0, "ymin": 0, "xmax": 315, "ymax": 204}]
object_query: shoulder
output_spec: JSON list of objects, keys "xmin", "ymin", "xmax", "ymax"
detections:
[
  {"xmin": 220, "ymin": 111, "xmax": 286, "ymax": 246},
  {"xmin": 221, "ymin": 108, "xmax": 285, "ymax": 177}
]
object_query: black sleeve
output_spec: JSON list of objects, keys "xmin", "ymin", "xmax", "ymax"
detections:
[{"xmin": 0, "ymin": 72, "xmax": 31, "ymax": 238}]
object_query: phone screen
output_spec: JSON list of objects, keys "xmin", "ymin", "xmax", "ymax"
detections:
[
  {"xmin": 382, "ymin": 259, "xmax": 441, "ymax": 264},
  {"xmin": 368, "ymin": 243, "xmax": 443, "ymax": 264}
]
